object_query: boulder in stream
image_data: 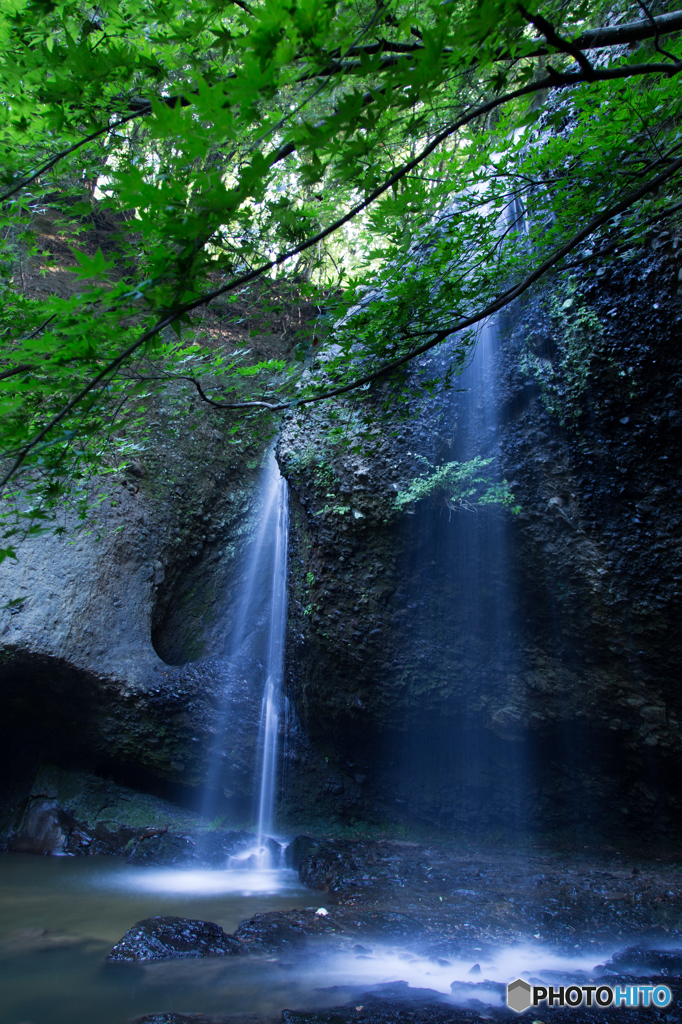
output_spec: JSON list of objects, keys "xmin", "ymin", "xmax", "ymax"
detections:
[
  {"xmin": 13, "ymin": 797, "xmax": 67, "ymax": 854},
  {"xmin": 125, "ymin": 829, "xmax": 275, "ymax": 867},
  {"xmin": 603, "ymin": 946, "xmax": 682, "ymax": 974},
  {"xmin": 107, "ymin": 916, "xmax": 242, "ymax": 961},
  {"xmin": 233, "ymin": 908, "xmax": 344, "ymax": 951}
]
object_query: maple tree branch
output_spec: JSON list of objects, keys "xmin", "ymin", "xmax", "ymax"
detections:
[
  {"xmin": 3, "ymin": 10, "xmax": 682, "ymax": 208},
  {"xmin": 3, "ymin": 59, "xmax": 682, "ymax": 480},
  {"xmin": 178, "ymin": 156, "xmax": 682, "ymax": 412},
  {"xmin": 517, "ymin": 4, "xmax": 594, "ymax": 75}
]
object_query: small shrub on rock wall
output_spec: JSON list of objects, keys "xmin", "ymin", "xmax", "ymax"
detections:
[
  {"xmin": 396, "ymin": 456, "xmax": 519, "ymax": 515},
  {"xmin": 522, "ymin": 279, "xmax": 635, "ymax": 425}
]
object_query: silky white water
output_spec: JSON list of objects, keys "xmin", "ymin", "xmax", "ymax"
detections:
[
  {"xmin": 200, "ymin": 453, "xmax": 289, "ymax": 865},
  {"xmin": 392, "ymin": 317, "xmax": 531, "ymax": 836},
  {"xmin": 254, "ymin": 462, "xmax": 289, "ymax": 851},
  {"xmin": 110, "ymin": 865, "xmax": 300, "ymax": 896}
]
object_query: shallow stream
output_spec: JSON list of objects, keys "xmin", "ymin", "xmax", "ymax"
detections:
[
  {"xmin": 0, "ymin": 851, "xmax": 634, "ymax": 1024},
  {"xmin": 0, "ymin": 854, "xmax": 311, "ymax": 1024},
  {"xmin": 3, "ymin": 850, "xmax": 680, "ymax": 1024}
]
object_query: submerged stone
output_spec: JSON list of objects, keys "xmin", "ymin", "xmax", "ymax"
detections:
[
  {"xmin": 126, "ymin": 828, "xmax": 259, "ymax": 867},
  {"xmin": 107, "ymin": 916, "xmax": 242, "ymax": 961},
  {"xmin": 234, "ymin": 908, "xmax": 343, "ymax": 951}
]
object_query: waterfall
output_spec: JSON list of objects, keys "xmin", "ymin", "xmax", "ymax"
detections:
[
  {"xmin": 254, "ymin": 468, "xmax": 289, "ymax": 847},
  {"xmin": 448, "ymin": 319, "xmax": 529, "ymax": 836},
  {"xmin": 200, "ymin": 453, "xmax": 289, "ymax": 850},
  {"xmin": 389, "ymin": 316, "xmax": 530, "ymax": 837}
]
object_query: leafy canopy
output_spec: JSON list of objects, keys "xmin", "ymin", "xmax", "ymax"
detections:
[{"xmin": 1, "ymin": 0, "xmax": 681, "ymax": 554}]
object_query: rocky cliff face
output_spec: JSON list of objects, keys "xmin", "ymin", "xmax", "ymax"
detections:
[
  {"xmin": 0, "ymin": 392, "xmax": 278, "ymax": 840},
  {"xmin": 277, "ymin": 238, "xmax": 682, "ymax": 839},
  {"xmin": 1, "ymin": 238, "xmax": 681, "ymax": 845}
]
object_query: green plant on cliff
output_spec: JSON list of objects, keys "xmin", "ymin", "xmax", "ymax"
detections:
[
  {"xmin": 521, "ymin": 283, "xmax": 602, "ymax": 422},
  {"xmin": 1, "ymin": 0, "xmax": 682, "ymax": 553},
  {"xmin": 521, "ymin": 279, "xmax": 634, "ymax": 424},
  {"xmin": 314, "ymin": 501, "xmax": 352, "ymax": 517},
  {"xmin": 396, "ymin": 456, "xmax": 520, "ymax": 514}
]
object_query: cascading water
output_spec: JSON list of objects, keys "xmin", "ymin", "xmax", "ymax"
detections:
[
  {"xmin": 200, "ymin": 453, "xmax": 289, "ymax": 865},
  {"xmin": 254, "ymin": 466, "xmax": 289, "ymax": 854},
  {"xmin": 389, "ymin": 316, "xmax": 531, "ymax": 837},
  {"xmin": 446, "ymin": 318, "xmax": 530, "ymax": 835}
]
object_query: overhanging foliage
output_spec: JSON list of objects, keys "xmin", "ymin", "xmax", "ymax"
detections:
[{"xmin": 1, "ymin": 0, "xmax": 681, "ymax": 554}]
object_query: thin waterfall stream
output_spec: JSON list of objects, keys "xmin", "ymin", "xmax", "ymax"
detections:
[
  {"xmin": 388, "ymin": 317, "xmax": 530, "ymax": 836},
  {"xmin": 196, "ymin": 452, "xmax": 289, "ymax": 873},
  {"xmin": 253, "ymin": 461, "xmax": 288, "ymax": 854}
]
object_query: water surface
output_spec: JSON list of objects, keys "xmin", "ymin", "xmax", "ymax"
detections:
[
  {"xmin": 0, "ymin": 853, "xmax": 309, "ymax": 1024},
  {"xmin": 0, "ymin": 854, "xmax": 620, "ymax": 1024}
]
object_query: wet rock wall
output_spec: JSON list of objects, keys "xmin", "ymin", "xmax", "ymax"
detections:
[
  {"xmin": 1, "ymin": 234, "xmax": 681, "ymax": 845},
  {"xmin": 0, "ymin": 392, "xmax": 277, "ymax": 840},
  {"xmin": 277, "ymin": 237, "xmax": 682, "ymax": 840}
]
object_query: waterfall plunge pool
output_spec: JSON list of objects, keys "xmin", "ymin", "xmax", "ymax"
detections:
[
  {"xmin": 0, "ymin": 852, "xmax": 645, "ymax": 1024},
  {"xmin": 0, "ymin": 853, "xmax": 307, "ymax": 1024}
]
